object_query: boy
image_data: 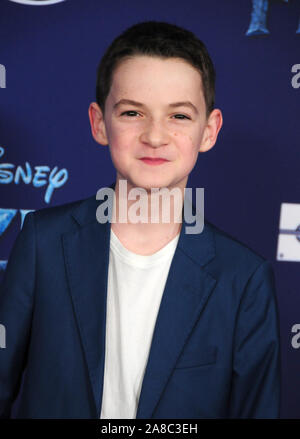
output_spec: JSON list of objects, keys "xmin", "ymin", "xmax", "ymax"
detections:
[{"xmin": 0, "ymin": 21, "xmax": 280, "ymax": 419}]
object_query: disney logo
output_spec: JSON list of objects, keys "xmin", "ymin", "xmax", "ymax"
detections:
[{"xmin": 0, "ymin": 146, "xmax": 68, "ymax": 204}]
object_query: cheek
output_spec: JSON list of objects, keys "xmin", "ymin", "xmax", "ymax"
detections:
[
  {"xmin": 108, "ymin": 133, "xmax": 133, "ymax": 166},
  {"xmin": 109, "ymin": 121, "xmax": 137, "ymax": 148},
  {"xmin": 175, "ymin": 135, "xmax": 200, "ymax": 172},
  {"xmin": 174, "ymin": 132, "xmax": 198, "ymax": 156}
]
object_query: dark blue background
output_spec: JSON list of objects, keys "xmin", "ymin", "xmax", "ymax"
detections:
[{"xmin": 0, "ymin": 0, "xmax": 299, "ymax": 418}]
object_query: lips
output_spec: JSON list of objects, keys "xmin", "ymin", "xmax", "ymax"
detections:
[
  {"xmin": 140, "ymin": 157, "xmax": 169, "ymax": 161},
  {"xmin": 140, "ymin": 157, "xmax": 169, "ymax": 165}
]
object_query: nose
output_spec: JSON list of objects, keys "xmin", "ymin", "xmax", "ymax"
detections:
[{"xmin": 139, "ymin": 119, "xmax": 170, "ymax": 148}]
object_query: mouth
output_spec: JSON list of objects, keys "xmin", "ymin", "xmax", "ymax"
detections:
[{"xmin": 139, "ymin": 157, "xmax": 170, "ymax": 166}]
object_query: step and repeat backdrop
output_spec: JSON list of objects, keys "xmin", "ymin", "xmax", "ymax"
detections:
[{"xmin": 0, "ymin": 0, "xmax": 299, "ymax": 418}]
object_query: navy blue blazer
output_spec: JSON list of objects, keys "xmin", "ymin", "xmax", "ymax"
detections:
[{"xmin": 0, "ymin": 182, "xmax": 281, "ymax": 418}]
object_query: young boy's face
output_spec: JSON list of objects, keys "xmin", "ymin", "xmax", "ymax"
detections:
[{"xmin": 89, "ymin": 55, "xmax": 222, "ymax": 193}]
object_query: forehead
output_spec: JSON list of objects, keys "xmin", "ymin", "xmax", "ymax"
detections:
[{"xmin": 109, "ymin": 55, "xmax": 204, "ymax": 103}]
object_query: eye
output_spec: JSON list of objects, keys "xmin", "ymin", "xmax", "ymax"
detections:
[
  {"xmin": 119, "ymin": 111, "xmax": 191, "ymax": 120},
  {"xmin": 120, "ymin": 110, "xmax": 140, "ymax": 117},
  {"xmin": 172, "ymin": 114, "xmax": 191, "ymax": 120}
]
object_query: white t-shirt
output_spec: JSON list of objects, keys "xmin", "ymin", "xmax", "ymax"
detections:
[{"xmin": 99, "ymin": 228, "xmax": 180, "ymax": 419}]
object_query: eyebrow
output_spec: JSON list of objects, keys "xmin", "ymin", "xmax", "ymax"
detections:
[{"xmin": 113, "ymin": 99, "xmax": 199, "ymax": 115}]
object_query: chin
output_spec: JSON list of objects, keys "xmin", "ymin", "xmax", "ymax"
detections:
[
  {"xmin": 139, "ymin": 181, "xmax": 171, "ymax": 191},
  {"xmin": 128, "ymin": 176, "xmax": 166, "ymax": 189}
]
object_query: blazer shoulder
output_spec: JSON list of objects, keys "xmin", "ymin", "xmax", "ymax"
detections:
[
  {"xmin": 205, "ymin": 219, "xmax": 269, "ymax": 280},
  {"xmin": 30, "ymin": 194, "xmax": 96, "ymax": 235}
]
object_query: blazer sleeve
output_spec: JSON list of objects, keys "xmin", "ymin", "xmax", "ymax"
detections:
[
  {"xmin": 0, "ymin": 211, "xmax": 36, "ymax": 418},
  {"xmin": 228, "ymin": 260, "xmax": 281, "ymax": 418}
]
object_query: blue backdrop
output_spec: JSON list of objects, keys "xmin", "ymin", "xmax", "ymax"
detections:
[{"xmin": 0, "ymin": 0, "xmax": 299, "ymax": 418}]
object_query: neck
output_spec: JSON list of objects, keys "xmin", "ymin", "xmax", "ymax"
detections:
[{"xmin": 110, "ymin": 178, "xmax": 185, "ymax": 254}]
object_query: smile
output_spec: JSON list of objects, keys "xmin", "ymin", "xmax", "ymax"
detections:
[{"xmin": 140, "ymin": 158, "xmax": 169, "ymax": 166}]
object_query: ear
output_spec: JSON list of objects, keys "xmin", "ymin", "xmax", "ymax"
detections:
[
  {"xmin": 88, "ymin": 102, "xmax": 109, "ymax": 145},
  {"xmin": 198, "ymin": 108, "xmax": 223, "ymax": 153}
]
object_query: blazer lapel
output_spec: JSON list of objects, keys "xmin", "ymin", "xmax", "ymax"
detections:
[
  {"xmin": 135, "ymin": 201, "xmax": 217, "ymax": 419},
  {"xmin": 62, "ymin": 193, "xmax": 112, "ymax": 418}
]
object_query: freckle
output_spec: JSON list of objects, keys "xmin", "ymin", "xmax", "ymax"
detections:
[{"xmin": 173, "ymin": 132, "xmax": 177, "ymax": 136}]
